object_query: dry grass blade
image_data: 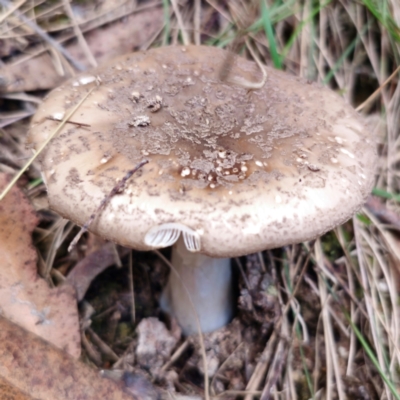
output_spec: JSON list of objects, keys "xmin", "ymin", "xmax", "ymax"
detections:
[
  {"xmin": 170, "ymin": 0, "xmax": 190, "ymax": 45},
  {"xmin": 260, "ymin": 323, "xmax": 289, "ymax": 400},
  {"xmin": 334, "ymin": 226, "xmax": 359, "ymax": 377},
  {"xmin": 353, "ymin": 214, "xmax": 400, "ymax": 399},
  {"xmin": 61, "ymin": 0, "xmax": 97, "ymax": 68},
  {"xmin": 44, "ymin": 219, "xmax": 74, "ymax": 278},
  {"xmin": 0, "ymin": 6, "xmax": 164, "ymax": 92},
  {"xmin": 315, "ymin": 239, "xmax": 345, "ymax": 400},
  {"xmin": 356, "ymin": 65, "xmax": 400, "ymax": 112},
  {"xmin": 0, "ymin": 0, "xmax": 26, "ymax": 25},
  {"xmin": 0, "ymin": 86, "xmax": 95, "ymax": 202},
  {"xmin": 0, "ymin": 0, "xmax": 85, "ymax": 71},
  {"xmin": 87, "ymin": 327, "xmax": 120, "ymax": 362},
  {"xmin": 194, "ymin": 0, "xmax": 201, "ymax": 45},
  {"xmin": 244, "ymin": 331, "xmax": 279, "ymax": 400},
  {"xmin": 161, "ymin": 339, "xmax": 190, "ymax": 372}
]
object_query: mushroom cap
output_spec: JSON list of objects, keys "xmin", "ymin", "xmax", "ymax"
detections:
[{"xmin": 28, "ymin": 45, "xmax": 376, "ymax": 257}]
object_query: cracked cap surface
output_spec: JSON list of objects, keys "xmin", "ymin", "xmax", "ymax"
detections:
[{"xmin": 28, "ymin": 45, "xmax": 377, "ymax": 257}]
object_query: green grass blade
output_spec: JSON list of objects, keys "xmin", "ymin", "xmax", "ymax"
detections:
[
  {"xmin": 205, "ymin": 22, "xmax": 235, "ymax": 47},
  {"xmin": 346, "ymin": 315, "xmax": 400, "ymax": 400},
  {"xmin": 372, "ymin": 188, "xmax": 400, "ymax": 203},
  {"xmin": 296, "ymin": 323, "xmax": 315, "ymax": 398},
  {"xmin": 322, "ymin": 26, "xmax": 366, "ymax": 85},
  {"xmin": 162, "ymin": 0, "xmax": 170, "ymax": 46},
  {"xmin": 27, "ymin": 178, "xmax": 43, "ymax": 189},
  {"xmin": 361, "ymin": 0, "xmax": 400, "ymax": 43},
  {"xmin": 261, "ymin": 0, "xmax": 282, "ymax": 69},
  {"xmin": 281, "ymin": 0, "xmax": 331, "ymax": 62},
  {"xmin": 322, "ymin": 273, "xmax": 400, "ymax": 399},
  {"xmin": 249, "ymin": 0, "xmax": 298, "ymax": 33},
  {"xmin": 283, "ymin": 258, "xmax": 314, "ymax": 398}
]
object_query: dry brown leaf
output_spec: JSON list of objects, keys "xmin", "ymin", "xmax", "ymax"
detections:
[
  {"xmin": 0, "ymin": 7, "xmax": 163, "ymax": 93},
  {"xmin": 0, "ymin": 376, "xmax": 37, "ymax": 400},
  {"xmin": 0, "ymin": 316, "xmax": 140, "ymax": 400},
  {"xmin": 0, "ymin": 174, "xmax": 80, "ymax": 358},
  {"xmin": 66, "ymin": 242, "xmax": 129, "ymax": 301}
]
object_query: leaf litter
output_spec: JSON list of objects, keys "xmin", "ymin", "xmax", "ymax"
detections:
[
  {"xmin": 0, "ymin": 173, "xmax": 81, "ymax": 358},
  {"xmin": 0, "ymin": 6, "xmax": 164, "ymax": 92},
  {"xmin": 0, "ymin": 315, "xmax": 141, "ymax": 400},
  {"xmin": 1, "ymin": 0, "xmax": 400, "ymax": 399}
]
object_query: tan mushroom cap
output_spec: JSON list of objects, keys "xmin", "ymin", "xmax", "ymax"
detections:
[{"xmin": 28, "ymin": 45, "xmax": 376, "ymax": 257}]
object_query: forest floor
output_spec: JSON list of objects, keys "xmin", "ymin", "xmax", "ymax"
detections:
[{"xmin": 1, "ymin": 1, "xmax": 400, "ymax": 399}]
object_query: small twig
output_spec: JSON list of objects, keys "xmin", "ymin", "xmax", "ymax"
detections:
[
  {"xmin": 161, "ymin": 339, "xmax": 189, "ymax": 372},
  {"xmin": 68, "ymin": 159, "xmax": 149, "ymax": 252},
  {"xmin": 46, "ymin": 116, "xmax": 91, "ymax": 128},
  {"xmin": 87, "ymin": 327, "xmax": 119, "ymax": 362},
  {"xmin": 80, "ymin": 329, "xmax": 102, "ymax": 366},
  {"xmin": 356, "ymin": 65, "xmax": 400, "ymax": 112}
]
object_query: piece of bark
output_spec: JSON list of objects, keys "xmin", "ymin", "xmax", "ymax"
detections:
[
  {"xmin": 0, "ymin": 174, "xmax": 81, "ymax": 358},
  {"xmin": 0, "ymin": 7, "xmax": 163, "ymax": 93},
  {"xmin": 0, "ymin": 316, "xmax": 140, "ymax": 400}
]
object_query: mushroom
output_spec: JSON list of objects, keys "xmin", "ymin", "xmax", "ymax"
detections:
[{"xmin": 28, "ymin": 45, "xmax": 376, "ymax": 335}]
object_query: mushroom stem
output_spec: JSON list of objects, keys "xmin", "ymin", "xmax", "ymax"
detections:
[{"xmin": 161, "ymin": 237, "xmax": 233, "ymax": 335}]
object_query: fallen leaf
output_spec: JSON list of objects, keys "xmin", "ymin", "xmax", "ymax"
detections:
[
  {"xmin": 0, "ymin": 7, "xmax": 163, "ymax": 93},
  {"xmin": 0, "ymin": 174, "xmax": 81, "ymax": 358},
  {"xmin": 0, "ymin": 316, "xmax": 140, "ymax": 400},
  {"xmin": 66, "ymin": 242, "xmax": 129, "ymax": 301},
  {"xmin": 0, "ymin": 376, "xmax": 36, "ymax": 400}
]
